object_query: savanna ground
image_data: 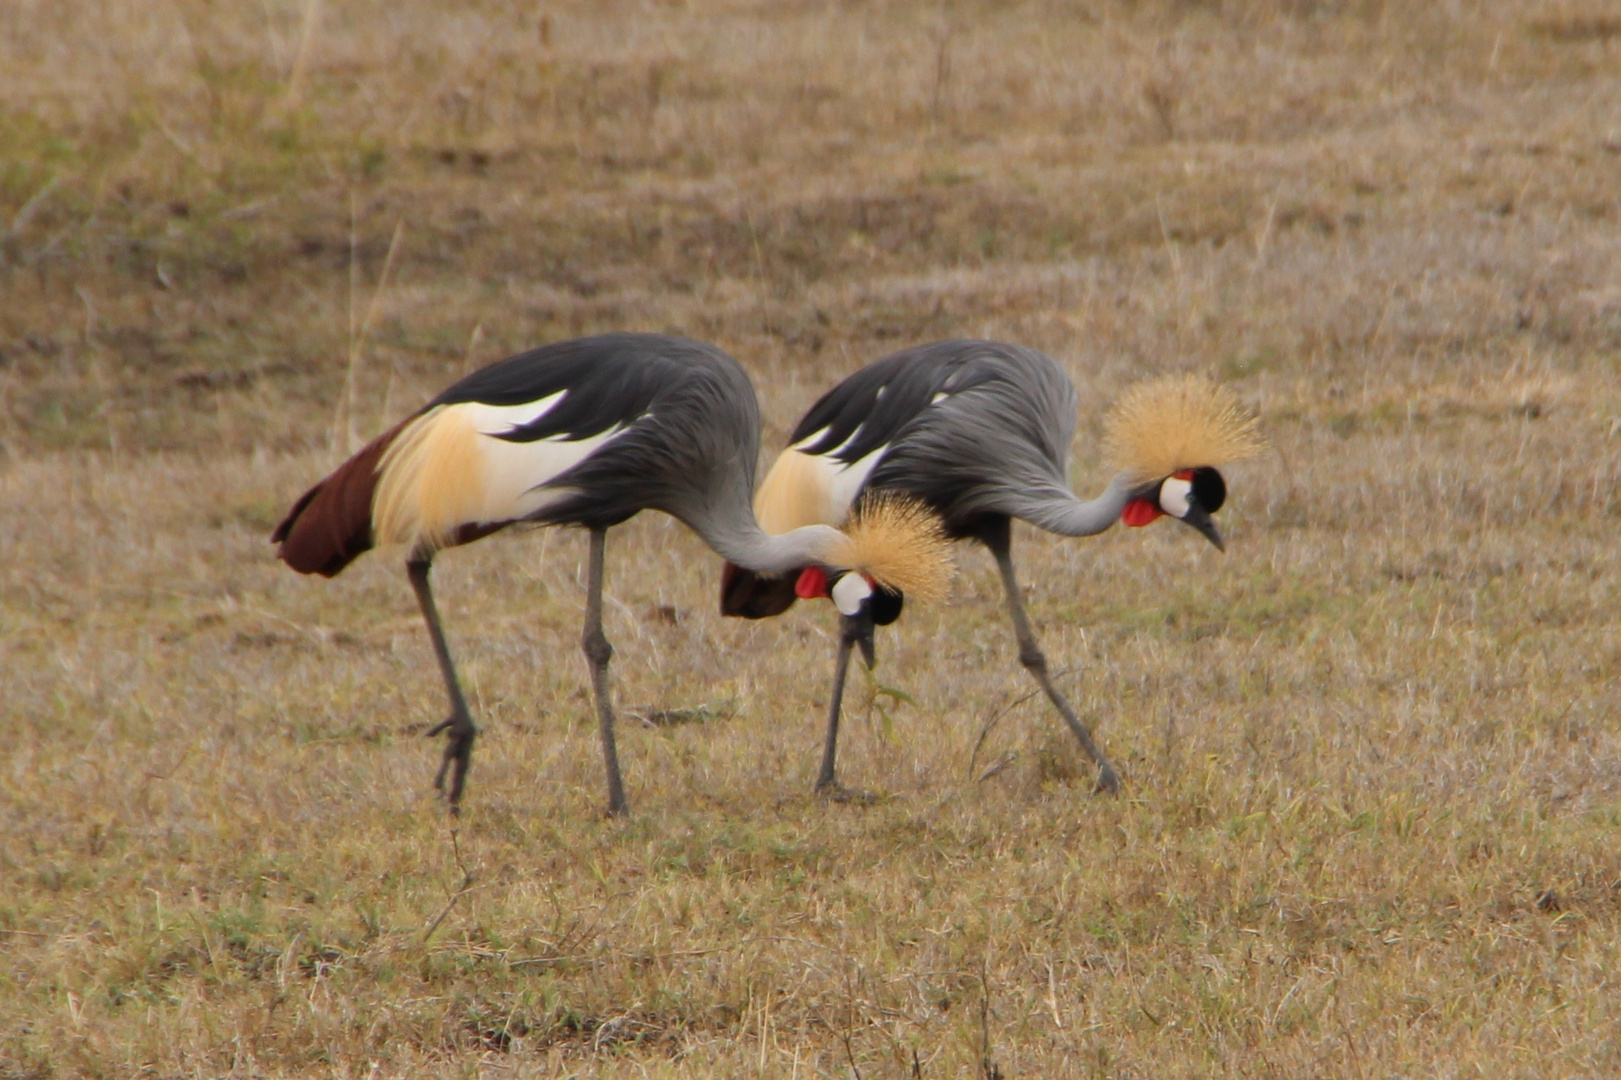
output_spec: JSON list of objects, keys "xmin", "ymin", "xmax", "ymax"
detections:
[{"xmin": 3, "ymin": 0, "xmax": 1621, "ymax": 1075}]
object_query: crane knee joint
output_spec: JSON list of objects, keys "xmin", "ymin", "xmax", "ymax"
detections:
[
  {"xmin": 582, "ymin": 629, "xmax": 614, "ymax": 665},
  {"xmin": 1019, "ymin": 645, "xmax": 1047, "ymax": 672}
]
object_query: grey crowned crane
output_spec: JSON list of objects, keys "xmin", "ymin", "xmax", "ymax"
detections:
[
  {"xmin": 272, "ymin": 333, "xmax": 951, "ymax": 816},
  {"xmin": 721, "ymin": 339, "xmax": 1262, "ymax": 797}
]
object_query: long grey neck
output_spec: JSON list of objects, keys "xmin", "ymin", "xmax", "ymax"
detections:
[
  {"xmin": 1014, "ymin": 473, "xmax": 1134, "ymax": 537},
  {"xmin": 690, "ymin": 505, "xmax": 846, "ymax": 574}
]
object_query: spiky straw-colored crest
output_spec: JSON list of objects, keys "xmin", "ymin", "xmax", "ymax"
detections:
[
  {"xmin": 832, "ymin": 493, "xmax": 954, "ymax": 604},
  {"xmin": 1103, "ymin": 375, "xmax": 1265, "ymax": 482}
]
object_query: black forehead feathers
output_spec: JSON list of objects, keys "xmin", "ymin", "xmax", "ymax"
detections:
[
  {"xmin": 1191, "ymin": 467, "xmax": 1226, "ymax": 514},
  {"xmin": 870, "ymin": 587, "xmax": 904, "ymax": 626}
]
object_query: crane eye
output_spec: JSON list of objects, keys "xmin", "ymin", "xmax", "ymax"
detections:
[{"xmin": 1191, "ymin": 467, "xmax": 1226, "ymax": 514}]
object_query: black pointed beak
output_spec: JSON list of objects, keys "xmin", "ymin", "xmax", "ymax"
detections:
[
  {"xmin": 839, "ymin": 604, "xmax": 878, "ymax": 667},
  {"xmin": 1180, "ymin": 497, "xmax": 1225, "ymax": 552}
]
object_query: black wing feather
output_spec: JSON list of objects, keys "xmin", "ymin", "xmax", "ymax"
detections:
[
  {"xmin": 432, "ymin": 333, "xmax": 685, "ymax": 443},
  {"xmin": 790, "ymin": 341, "xmax": 1003, "ymax": 464},
  {"xmin": 787, "ymin": 340, "xmax": 1080, "ymax": 536},
  {"xmin": 427, "ymin": 332, "xmax": 758, "ymax": 530}
]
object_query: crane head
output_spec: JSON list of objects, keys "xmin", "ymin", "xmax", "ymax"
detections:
[
  {"xmin": 1121, "ymin": 466, "xmax": 1227, "ymax": 551},
  {"xmin": 789, "ymin": 494, "xmax": 950, "ymax": 623},
  {"xmin": 720, "ymin": 493, "xmax": 950, "ymax": 622},
  {"xmin": 1102, "ymin": 373, "xmax": 1263, "ymax": 553},
  {"xmin": 793, "ymin": 565, "xmax": 905, "ymax": 624}
]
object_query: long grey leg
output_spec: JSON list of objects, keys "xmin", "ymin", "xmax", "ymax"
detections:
[
  {"xmin": 408, "ymin": 555, "xmax": 477, "ymax": 810},
  {"xmin": 982, "ymin": 521, "xmax": 1120, "ymax": 794},
  {"xmin": 582, "ymin": 527, "xmax": 628, "ymax": 817},
  {"xmin": 817, "ymin": 610, "xmax": 877, "ymax": 800}
]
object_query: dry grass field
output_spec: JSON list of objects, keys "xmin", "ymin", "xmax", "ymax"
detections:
[{"xmin": 4, "ymin": 0, "xmax": 1621, "ymax": 1075}]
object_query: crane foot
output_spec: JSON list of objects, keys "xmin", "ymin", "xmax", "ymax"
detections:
[
  {"xmin": 816, "ymin": 780, "xmax": 881, "ymax": 806},
  {"xmin": 427, "ymin": 714, "xmax": 477, "ymax": 811},
  {"xmin": 1092, "ymin": 762, "xmax": 1121, "ymax": 796}
]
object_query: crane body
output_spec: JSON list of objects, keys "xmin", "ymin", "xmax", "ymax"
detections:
[
  {"xmin": 723, "ymin": 339, "xmax": 1260, "ymax": 796},
  {"xmin": 274, "ymin": 333, "xmax": 950, "ymax": 815}
]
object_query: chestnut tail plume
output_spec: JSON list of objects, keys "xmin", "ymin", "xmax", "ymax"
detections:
[
  {"xmin": 272, "ymin": 421, "xmax": 409, "ymax": 577},
  {"xmin": 719, "ymin": 562, "xmax": 799, "ymax": 618}
]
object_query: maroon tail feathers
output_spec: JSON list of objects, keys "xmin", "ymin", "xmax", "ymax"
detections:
[
  {"xmin": 719, "ymin": 561, "xmax": 800, "ymax": 619},
  {"xmin": 272, "ymin": 421, "xmax": 408, "ymax": 577}
]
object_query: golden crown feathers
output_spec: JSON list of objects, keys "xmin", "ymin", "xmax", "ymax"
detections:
[{"xmin": 1102, "ymin": 374, "xmax": 1266, "ymax": 482}]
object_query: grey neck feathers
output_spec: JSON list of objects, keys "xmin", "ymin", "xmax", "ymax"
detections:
[
  {"xmin": 699, "ymin": 518, "xmax": 846, "ymax": 574},
  {"xmin": 681, "ymin": 489, "xmax": 846, "ymax": 574},
  {"xmin": 667, "ymin": 465, "xmax": 850, "ymax": 574},
  {"xmin": 1014, "ymin": 473, "xmax": 1134, "ymax": 537}
]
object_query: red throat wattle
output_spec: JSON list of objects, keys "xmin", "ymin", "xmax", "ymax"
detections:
[
  {"xmin": 1122, "ymin": 499, "xmax": 1163, "ymax": 527},
  {"xmin": 794, "ymin": 565, "xmax": 829, "ymax": 599}
]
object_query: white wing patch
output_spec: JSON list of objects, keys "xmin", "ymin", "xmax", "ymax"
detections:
[
  {"xmin": 754, "ymin": 442, "xmax": 890, "ymax": 535},
  {"xmin": 828, "ymin": 426, "xmax": 865, "ymax": 458},
  {"xmin": 825, "ymin": 446, "xmax": 884, "ymax": 518},
  {"xmin": 373, "ymin": 400, "xmax": 633, "ymax": 552},
  {"xmin": 790, "ymin": 426, "xmax": 830, "ymax": 451},
  {"xmin": 791, "ymin": 423, "xmax": 865, "ymax": 457},
  {"xmin": 764, "ymin": 379, "xmax": 941, "ymax": 535},
  {"xmin": 467, "ymin": 392, "xmax": 567, "ymax": 435},
  {"xmin": 477, "ymin": 421, "xmax": 627, "ymax": 524}
]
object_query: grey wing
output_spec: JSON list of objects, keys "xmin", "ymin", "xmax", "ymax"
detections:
[
  {"xmin": 860, "ymin": 343, "xmax": 1079, "ymax": 530},
  {"xmin": 788, "ymin": 340, "xmax": 1007, "ymax": 461},
  {"xmin": 531, "ymin": 338, "xmax": 762, "ymax": 531}
]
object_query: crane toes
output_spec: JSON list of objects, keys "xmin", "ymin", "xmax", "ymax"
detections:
[
  {"xmin": 427, "ymin": 714, "xmax": 477, "ymax": 810},
  {"xmin": 816, "ymin": 780, "xmax": 882, "ymax": 806},
  {"xmin": 1092, "ymin": 762, "xmax": 1121, "ymax": 796}
]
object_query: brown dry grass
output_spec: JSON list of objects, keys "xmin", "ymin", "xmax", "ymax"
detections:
[{"xmin": 4, "ymin": 1, "xmax": 1621, "ymax": 1076}]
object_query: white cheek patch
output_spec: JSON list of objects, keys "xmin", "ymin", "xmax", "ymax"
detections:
[
  {"xmin": 1159, "ymin": 476, "xmax": 1193, "ymax": 518},
  {"xmin": 831, "ymin": 573, "xmax": 873, "ymax": 617}
]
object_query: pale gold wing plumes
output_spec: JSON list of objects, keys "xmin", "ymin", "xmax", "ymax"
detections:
[
  {"xmin": 1103, "ymin": 375, "xmax": 1265, "ymax": 482},
  {"xmin": 373, "ymin": 406, "xmax": 486, "ymax": 552},
  {"xmin": 754, "ymin": 449, "xmax": 837, "ymax": 533},
  {"xmin": 832, "ymin": 493, "xmax": 954, "ymax": 604}
]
